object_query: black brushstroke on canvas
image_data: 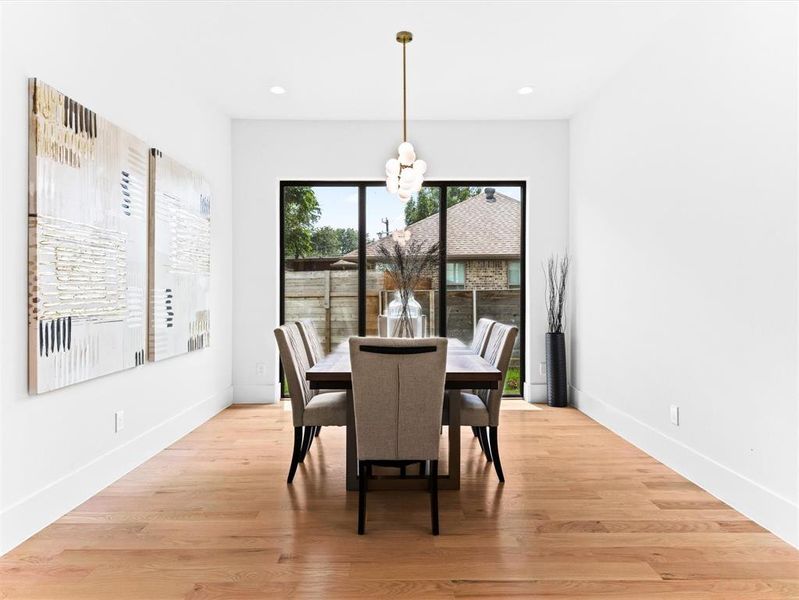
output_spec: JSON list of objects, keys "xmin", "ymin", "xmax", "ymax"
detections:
[
  {"xmin": 38, "ymin": 317, "xmax": 74, "ymax": 357},
  {"xmin": 121, "ymin": 170, "xmax": 132, "ymax": 216},
  {"xmin": 165, "ymin": 289, "xmax": 173, "ymax": 327},
  {"xmin": 187, "ymin": 333, "xmax": 208, "ymax": 353},
  {"xmin": 61, "ymin": 94, "xmax": 97, "ymax": 138},
  {"xmin": 133, "ymin": 349, "xmax": 145, "ymax": 366}
]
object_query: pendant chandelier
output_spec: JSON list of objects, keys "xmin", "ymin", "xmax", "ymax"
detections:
[{"xmin": 385, "ymin": 31, "xmax": 426, "ymax": 203}]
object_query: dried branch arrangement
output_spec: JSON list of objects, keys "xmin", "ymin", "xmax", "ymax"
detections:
[
  {"xmin": 544, "ymin": 254, "xmax": 570, "ymax": 334},
  {"xmin": 377, "ymin": 236, "xmax": 439, "ymax": 337}
]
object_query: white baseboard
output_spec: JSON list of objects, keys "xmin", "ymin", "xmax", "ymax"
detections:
[
  {"xmin": 571, "ymin": 385, "xmax": 798, "ymax": 549},
  {"xmin": 524, "ymin": 382, "xmax": 547, "ymax": 403},
  {"xmin": 233, "ymin": 383, "xmax": 278, "ymax": 404},
  {"xmin": 0, "ymin": 385, "xmax": 233, "ymax": 556}
]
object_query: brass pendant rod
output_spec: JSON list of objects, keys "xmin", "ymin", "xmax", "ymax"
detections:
[
  {"xmin": 395, "ymin": 32, "xmax": 412, "ymax": 144},
  {"xmin": 402, "ymin": 39, "xmax": 407, "ymax": 143}
]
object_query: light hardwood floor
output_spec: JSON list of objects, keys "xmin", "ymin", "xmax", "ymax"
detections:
[{"xmin": 1, "ymin": 402, "xmax": 798, "ymax": 599}]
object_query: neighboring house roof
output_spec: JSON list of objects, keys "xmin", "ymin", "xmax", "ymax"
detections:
[{"xmin": 353, "ymin": 190, "xmax": 521, "ymax": 260}]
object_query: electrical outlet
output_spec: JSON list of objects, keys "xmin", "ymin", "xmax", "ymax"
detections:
[
  {"xmin": 669, "ymin": 405, "xmax": 679, "ymax": 426},
  {"xmin": 115, "ymin": 410, "xmax": 125, "ymax": 433},
  {"xmin": 256, "ymin": 362, "xmax": 266, "ymax": 376},
  {"xmin": 539, "ymin": 362, "xmax": 546, "ymax": 376}
]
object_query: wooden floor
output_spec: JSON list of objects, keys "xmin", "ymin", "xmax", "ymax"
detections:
[{"xmin": 2, "ymin": 402, "xmax": 798, "ymax": 599}]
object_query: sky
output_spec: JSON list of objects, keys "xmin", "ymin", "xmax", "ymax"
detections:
[{"xmin": 314, "ymin": 185, "xmax": 521, "ymax": 239}]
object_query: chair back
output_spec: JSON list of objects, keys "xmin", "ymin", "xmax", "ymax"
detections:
[
  {"xmin": 470, "ymin": 318, "xmax": 495, "ymax": 356},
  {"xmin": 296, "ymin": 319, "xmax": 324, "ymax": 366},
  {"xmin": 478, "ymin": 323, "xmax": 518, "ymax": 426},
  {"xmin": 349, "ymin": 337, "xmax": 448, "ymax": 461},
  {"xmin": 274, "ymin": 324, "xmax": 313, "ymax": 426}
]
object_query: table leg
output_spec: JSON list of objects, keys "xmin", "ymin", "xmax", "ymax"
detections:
[
  {"xmin": 346, "ymin": 388, "xmax": 357, "ymax": 491},
  {"xmin": 447, "ymin": 389, "xmax": 460, "ymax": 490}
]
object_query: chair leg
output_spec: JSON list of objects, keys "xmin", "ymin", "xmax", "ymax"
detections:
[
  {"xmin": 400, "ymin": 465, "xmax": 407, "ymax": 478},
  {"xmin": 287, "ymin": 427, "xmax": 303, "ymax": 484},
  {"xmin": 430, "ymin": 459, "xmax": 439, "ymax": 535},
  {"xmin": 476, "ymin": 427, "xmax": 486, "ymax": 453},
  {"xmin": 489, "ymin": 426, "xmax": 505, "ymax": 483},
  {"xmin": 315, "ymin": 426, "xmax": 321, "ymax": 437},
  {"xmin": 358, "ymin": 461, "xmax": 368, "ymax": 535},
  {"xmin": 300, "ymin": 426, "xmax": 313, "ymax": 462},
  {"xmin": 419, "ymin": 460, "xmax": 426, "ymax": 477},
  {"xmin": 479, "ymin": 427, "xmax": 493, "ymax": 462}
]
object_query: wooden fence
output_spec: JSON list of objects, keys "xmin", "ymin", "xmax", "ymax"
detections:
[{"xmin": 284, "ymin": 270, "xmax": 520, "ymax": 366}]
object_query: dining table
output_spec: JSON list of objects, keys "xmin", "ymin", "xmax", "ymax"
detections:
[{"xmin": 306, "ymin": 337, "xmax": 502, "ymax": 491}]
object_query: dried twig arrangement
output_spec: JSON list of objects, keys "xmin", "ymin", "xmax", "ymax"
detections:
[
  {"xmin": 544, "ymin": 254, "xmax": 570, "ymax": 334},
  {"xmin": 377, "ymin": 236, "xmax": 439, "ymax": 337}
]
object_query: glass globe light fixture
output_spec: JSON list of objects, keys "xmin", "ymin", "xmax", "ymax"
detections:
[{"xmin": 385, "ymin": 31, "xmax": 426, "ymax": 200}]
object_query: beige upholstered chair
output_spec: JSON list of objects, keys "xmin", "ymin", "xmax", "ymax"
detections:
[
  {"xmin": 470, "ymin": 318, "xmax": 495, "ymax": 356},
  {"xmin": 296, "ymin": 319, "xmax": 328, "ymax": 438},
  {"xmin": 296, "ymin": 319, "xmax": 324, "ymax": 366},
  {"xmin": 449, "ymin": 323, "xmax": 518, "ymax": 482},
  {"xmin": 349, "ymin": 337, "xmax": 448, "ymax": 535},
  {"xmin": 468, "ymin": 318, "xmax": 495, "ymax": 441},
  {"xmin": 274, "ymin": 324, "xmax": 347, "ymax": 483}
]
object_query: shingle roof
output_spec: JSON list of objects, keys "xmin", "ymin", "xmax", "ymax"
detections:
[{"xmin": 357, "ymin": 191, "xmax": 521, "ymax": 259}]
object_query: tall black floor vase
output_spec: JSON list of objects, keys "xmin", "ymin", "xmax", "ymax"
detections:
[{"xmin": 546, "ymin": 332, "xmax": 568, "ymax": 407}]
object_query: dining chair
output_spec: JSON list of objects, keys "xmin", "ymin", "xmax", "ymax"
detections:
[
  {"xmin": 296, "ymin": 319, "xmax": 324, "ymax": 366},
  {"xmin": 449, "ymin": 323, "xmax": 518, "ymax": 482},
  {"xmin": 470, "ymin": 318, "xmax": 495, "ymax": 356},
  {"xmin": 274, "ymin": 324, "xmax": 347, "ymax": 483},
  {"xmin": 349, "ymin": 337, "xmax": 448, "ymax": 535},
  {"xmin": 469, "ymin": 318, "xmax": 495, "ymax": 441},
  {"xmin": 297, "ymin": 319, "xmax": 327, "ymax": 437}
]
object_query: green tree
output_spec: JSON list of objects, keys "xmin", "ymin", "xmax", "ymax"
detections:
[
  {"xmin": 403, "ymin": 186, "xmax": 482, "ymax": 226},
  {"xmin": 284, "ymin": 186, "xmax": 320, "ymax": 259},
  {"xmin": 311, "ymin": 226, "xmax": 341, "ymax": 256},
  {"xmin": 337, "ymin": 227, "xmax": 358, "ymax": 254},
  {"xmin": 446, "ymin": 186, "xmax": 482, "ymax": 208}
]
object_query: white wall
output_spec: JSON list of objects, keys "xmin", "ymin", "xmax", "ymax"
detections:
[
  {"xmin": 570, "ymin": 3, "xmax": 798, "ymax": 546},
  {"xmin": 0, "ymin": 4, "xmax": 233, "ymax": 554},
  {"xmin": 232, "ymin": 120, "xmax": 569, "ymax": 403}
]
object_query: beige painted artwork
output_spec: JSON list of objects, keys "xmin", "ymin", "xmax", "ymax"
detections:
[
  {"xmin": 148, "ymin": 150, "xmax": 211, "ymax": 361},
  {"xmin": 28, "ymin": 79, "xmax": 148, "ymax": 393}
]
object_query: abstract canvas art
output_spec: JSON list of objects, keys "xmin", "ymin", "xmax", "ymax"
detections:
[
  {"xmin": 28, "ymin": 79, "xmax": 148, "ymax": 394},
  {"xmin": 148, "ymin": 150, "xmax": 211, "ymax": 361}
]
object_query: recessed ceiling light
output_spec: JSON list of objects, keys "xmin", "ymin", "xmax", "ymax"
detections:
[
  {"xmin": 270, "ymin": 86, "xmax": 286, "ymax": 95},
  {"xmin": 517, "ymin": 86, "xmax": 534, "ymax": 95}
]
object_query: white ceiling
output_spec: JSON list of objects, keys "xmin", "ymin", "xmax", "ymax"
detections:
[{"xmin": 125, "ymin": 1, "xmax": 694, "ymax": 120}]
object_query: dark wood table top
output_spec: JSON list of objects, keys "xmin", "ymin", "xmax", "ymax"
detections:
[{"xmin": 306, "ymin": 337, "xmax": 501, "ymax": 389}]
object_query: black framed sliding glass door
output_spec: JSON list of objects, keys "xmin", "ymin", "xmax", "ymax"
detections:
[
  {"xmin": 445, "ymin": 184, "xmax": 524, "ymax": 394},
  {"xmin": 279, "ymin": 181, "xmax": 525, "ymax": 396},
  {"xmin": 280, "ymin": 183, "xmax": 361, "ymax": 352}
]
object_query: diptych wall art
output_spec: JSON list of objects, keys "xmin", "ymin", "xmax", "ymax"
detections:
[
  {"xmin": 28, "ymin": 79, "xmax": 149, "ymax": 393},
  {"xmin": 148, "ymin": 150, "xmax": 211, "ymax": 361}
]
